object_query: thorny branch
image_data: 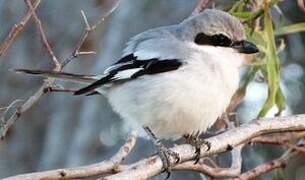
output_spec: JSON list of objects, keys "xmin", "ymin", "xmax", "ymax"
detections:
[
  {"xmin": 4, "ymin": 115, "xmax": 305, "ymax": 180},
  {"xmin": 0, "ymin": 0, "xmax": 120, "ymax": 139},
  {"xmin": 62, "ymin": 0, "xmax": 121, "ymax": 66}
]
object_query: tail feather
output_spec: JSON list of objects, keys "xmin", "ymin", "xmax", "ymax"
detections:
[
  {"xmin": 73, "ymin": 74, "xmax": 114, "ymax": 95},
  {"xmin": 14, "ymin": 69, "xmax": 99, "ymax": 84}
]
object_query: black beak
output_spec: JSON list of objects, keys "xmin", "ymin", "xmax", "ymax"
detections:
[{"xmin": 232, "ymin": 40, "xmax": 259, "ymax": 54}]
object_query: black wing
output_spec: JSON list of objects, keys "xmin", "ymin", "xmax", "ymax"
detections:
[{"xmin": 74, "ymin": 54, "xmax": 182, "ymax": 95}]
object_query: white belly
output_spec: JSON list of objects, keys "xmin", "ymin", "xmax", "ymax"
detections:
[{"xmin": 105, "ymin": 60, "xmax": 239, "ymax": 140}]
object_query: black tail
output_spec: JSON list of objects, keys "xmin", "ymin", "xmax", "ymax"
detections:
[{"xmin": 73, "ymin": 74, "xmax": 114, "ymax": 95}]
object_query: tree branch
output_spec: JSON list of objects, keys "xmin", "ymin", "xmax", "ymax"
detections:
[
  {"xmin": 192, "ymin": 0, "xmax": 214, "ymax": 15},
  {"xmin": 0, "ymin": 1, "xmax": 120, "ymax": 139},
  {"xmin": 25, "ymin": 0, "xmax": 60, "ymax": 67},
  {"xmin": 3, "ymin": 132, "xmax": 136, "ymax": 180},
  {"xmin": 5, "ymin": 115, "xmax": 303, "ymax": 179},
  {"xmin": 238, "ymin": 150, "xmax": 298, "ymax": 180},
  {"xmin": 0, "ymin": 0, "xmax": 41, "ymax": 58},
  {"xmin": 103, "ymin": 115, "xmax": 305, "ymax": 180}
]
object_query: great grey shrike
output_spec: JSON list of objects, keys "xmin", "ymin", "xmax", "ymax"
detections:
[{"xmin": 16, "ymin": 9, "xmax": 258, "ymax": 169}]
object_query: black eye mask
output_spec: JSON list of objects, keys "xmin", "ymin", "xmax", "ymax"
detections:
[
  {"xmin": 194, "ymin": 32, "xmax": 259, "ymax": 54},
  {"xmin": 194, "ymin": 33, "xmax": 232, "ymax": 47}
]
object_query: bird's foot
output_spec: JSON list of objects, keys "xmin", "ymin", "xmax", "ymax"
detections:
[
  {"xmin": 157, "ymin": 143, "xmax": 180, "ymax": 178},
  {"xmin": 143, "ymin": 126, "xmax": 180, "ymax": 179},
  {"xmin": 184, "ymin": 134, "xmax": 211, "ymax": 164}
]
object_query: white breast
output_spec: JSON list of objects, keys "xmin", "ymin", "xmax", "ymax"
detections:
[{"xmin": 106, "ymin": 47, "xmax": 243, "ymax": 140}]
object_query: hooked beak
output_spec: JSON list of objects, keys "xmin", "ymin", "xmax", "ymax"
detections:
[{"xmin": 232, "ymin": 40, "xmax": 259, "ymax": 54}]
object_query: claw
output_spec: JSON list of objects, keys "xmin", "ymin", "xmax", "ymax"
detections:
[
  {"xmin": 157, "ymin": 140, "xmax": 180, "ymax": 178},
  {"xmin": 143, "ymin": 126, "xmax": 180, "ymax": 179},
  {"xmin": 184, "ymin": 133, "xmax": 211, "ymax": 164}
]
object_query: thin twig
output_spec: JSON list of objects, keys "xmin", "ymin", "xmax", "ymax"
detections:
[
  {"xmin": 173, "ymin": 160, "xmax": 239, "ymax": 178},
  {"xmin": 43, "ymin": 87, "xmax": 78, "ymax": 93},
  {"xmin": 62, "ymin": 0, "xmax": 120, "ymax": 66},
  {"xmin": 238, "ymin": 150, "xmax": 298, "ymax": 180},
  {"xmin": 25, "ymin": 0, "xmax": 61, "ymax": 67},
  {"xmin": 0, "ymin": 0, "xmax": 120, "ymax": 139},
  {"xmin": 0, "ymin": 0, "xmax": 41, "ymax": 58}
]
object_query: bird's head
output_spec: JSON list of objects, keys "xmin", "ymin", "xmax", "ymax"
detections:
[{"xmin": 179, "ymin": 9, "xmax": 259, "ymax": 56}]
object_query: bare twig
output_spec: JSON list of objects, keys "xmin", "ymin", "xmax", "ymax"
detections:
[
  {"xmin": 238, "ymin": 150, "xmax": 298, "ymax": 180},
  {"xmin": 173, "ymin": 145, "xmax": 243, "ymax": 178},
  {"xmin": 3, "ymin": 133, "xmax": 137, "ymax": 180},
  {"xmin": 173, "ymin": 160, "xmax": 239, "ymax": 178},
  {"xmin": 0, "ymin": 0, "xmax": 41, "ymax": 58},
  {"xmin": 250, "ymin": 133, "xmax": 295, "ymax": 145},
  {"xmin": 43, "ymin": 87, "xmax": 78, "ymax": 93},
  {"xmin": 0, "ymin": 0, "xmax": 120, "ymax": 139},
  {"xmin": 25, "ymin": 0, "xmax": 61, "ymax": 67},
  {"xmin": 62, "ymin": 0, "xmax": 120, "ymax": 66}
]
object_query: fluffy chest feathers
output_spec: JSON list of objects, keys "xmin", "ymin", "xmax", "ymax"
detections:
[{"xmin": 107, "ymin": 47, "xmax": 242, "ymax": 139}]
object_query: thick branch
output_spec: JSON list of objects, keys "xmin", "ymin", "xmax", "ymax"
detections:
[
  {"xmin": 4, "ymin": 115, "xmax": 305, "ymax": 180},
  {"xmin": 105, "ymin": 115, "xmax": 305, "ymax": 179},
  {"xmin": 3, "ymin": 133, "xmax": 136, "ymax": 180}
]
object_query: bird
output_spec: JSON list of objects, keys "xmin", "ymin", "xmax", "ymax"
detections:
[{"xmin": 15, "ymin": 9, "xmax": 258, "ymax": 171}]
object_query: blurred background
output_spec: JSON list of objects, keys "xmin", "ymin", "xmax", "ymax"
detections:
[{"xmin": 0, "ymin": 0, "xmax": 304, "ymax": 179}]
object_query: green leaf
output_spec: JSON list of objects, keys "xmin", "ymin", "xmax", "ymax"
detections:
[
  {"xmin": 229, "ymin": 0, "xmax": 250, "ymax": 13},
  {"xmin": 232, "ymin": 12, "xmax": 254, "ymax": 21},
  {"xmin": 258, "ymin": 1, "xmax": 285, "ymax": 117},
  {"xmin": 275, "ymin": 23, "xmax": 305, "ymax": 36}
]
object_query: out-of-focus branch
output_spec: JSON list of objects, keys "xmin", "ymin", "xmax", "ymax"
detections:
[
  {"xmin": 173, "ymin": 160, "xmax": 239, "ymax": 178},
  {"xmin": 0, "ymin": 0, "xmax": 120, "ymax": 139},
  {"xmin": 173, "ymin": 145, "xmax": 243, "ymax": 178},
  {"xmin": 297, "ymin": 0, "xmax": 305, "ymax": 12},
  {"xmin": 192, "ymin": 0, "xmax": 214, "ymax": 15},
  {"xmin": 3, "ymin": 133, "xmax": 137, "ymax": 180},
  {"xmin": 0, "ymin": 0, "xmax": 41, "ymax": 58},
  {"xmin": 238, "ymin": 150, "xmax": 298, "ymax": 180}
]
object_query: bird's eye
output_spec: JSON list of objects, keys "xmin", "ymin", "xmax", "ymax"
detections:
[
  {"xmin": 211, "ymin": 34, "xmax": 232, "ymax": 47},
  {"xmin": 194, "ymin": 33, "xmax": 210, "ymax": 45},
  {"xmin": 194, "ymin": 33, "xmax": 232, "ymax": 47}
]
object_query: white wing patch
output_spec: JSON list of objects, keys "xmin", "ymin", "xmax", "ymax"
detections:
[
  {"xmin": 111, "ymin": 68, "xmax": 143, "ymax": 80},
  {"xmin": 104, "ymin": 62, "xmax": 134, "ymax": 74}
]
